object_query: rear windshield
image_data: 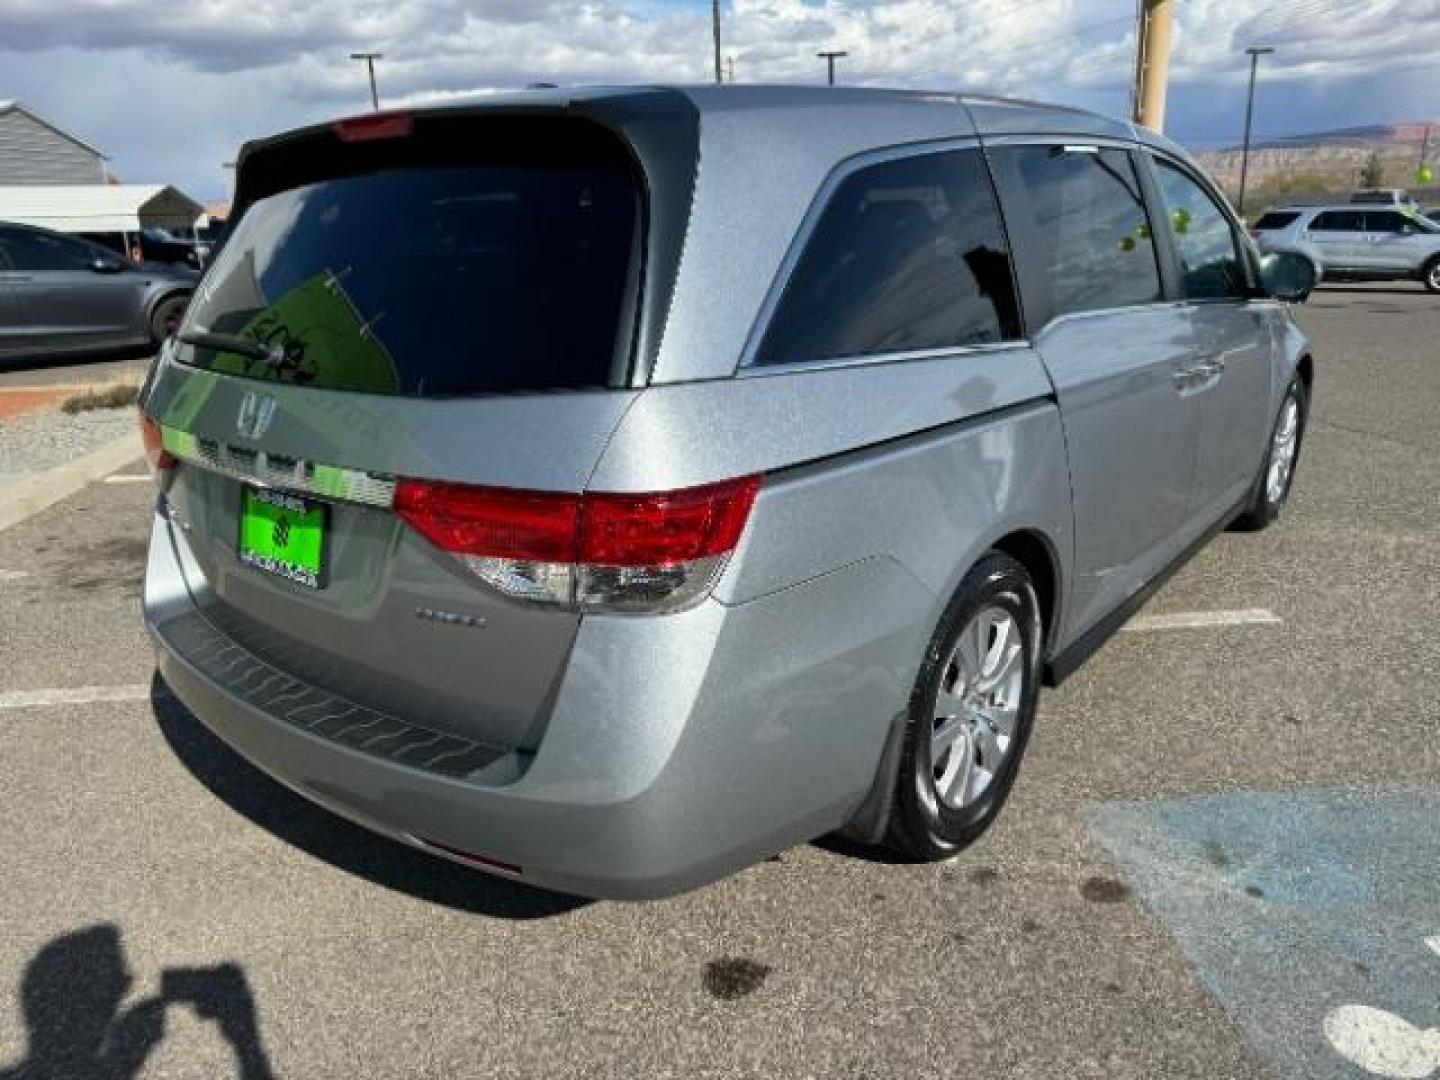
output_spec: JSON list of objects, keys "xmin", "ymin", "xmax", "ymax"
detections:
[
  {"xmin": 1252, "ymin": 211, "xmax": 1300, "ymax": 230},
  {"xmin": 178, "ymin": 129, "xmax": 641, "ymax": 397}
]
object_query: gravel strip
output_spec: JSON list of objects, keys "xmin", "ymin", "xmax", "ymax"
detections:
[{"xmin": 0, "ymin": 404, "xmax": 140, "ymax": 486}]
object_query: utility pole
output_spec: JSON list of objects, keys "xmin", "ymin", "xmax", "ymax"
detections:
[
  {"xmin": 1131, "ymin": 0, "xmax": 1174, "ymax": 131},
  {"xmin": 1237, "ymin": 46, "xmax": 1275, "ymax": 219},
  {"xmin": 817, "ymin": 50, "xmax": 848, "ymax": 86},
  {"xmin": 712, "ymin": 0, "xmax": 722, "ymax": 85},
  {"xmin": 350, "ymin": 52, "xmax": 383, "ymax": 111},
  {"xmin": 727, "ymin": 55, "xmax": 735, "ymax": 84},
  {"xmin": 1420, "ymin": 124, "xmax": 1432, "ymax": 171}
]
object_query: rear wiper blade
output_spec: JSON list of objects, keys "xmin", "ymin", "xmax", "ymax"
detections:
[{"xmin": 177, "ymin": 329, "xmax": 271, "ymax": 363}]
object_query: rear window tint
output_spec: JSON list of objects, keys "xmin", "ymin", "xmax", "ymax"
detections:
[
  {"xmin": 1252, "ymin": 211, "xmax": 1300, "ymax": 230},
  {"xmin": 753, "ymin": 149, "xmax": 1021, "ymax": 367},
  {"xmin": 178, "ymin": 131, "xmax": 641, "ymax": 397}
]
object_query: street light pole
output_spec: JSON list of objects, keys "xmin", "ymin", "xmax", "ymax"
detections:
[
  {"xmin": 817, "ymin": 50, "xmax": 847, "ymax": 86},
  {"xmin": 1237, "ymin": 46, "xmax": 1274, "ymax": 219},
  {"xmin": 350, "ymin": 52, "xmax": 384, "ymax": 111},
  {"xmin": 712, "ymin": 0, "xmax": 722, "ymax": 85}
]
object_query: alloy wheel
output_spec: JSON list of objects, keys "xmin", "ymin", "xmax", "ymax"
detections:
[
  {"xmin": 928, "ymin": 605, "xmax": 1025, "ymax": 810},
  {"xmin": 1266, "ymin": 390, "xmax": 1301, "ymax": 505}
]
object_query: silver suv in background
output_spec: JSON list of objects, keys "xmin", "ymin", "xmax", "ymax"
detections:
[
  {"xmin": 1251, "ymin": 204, "xmax": 1440, "ymax": 292},
  {"xmin": 141, "ymin": 87, "xmax": 1316, "ymax": 899}
]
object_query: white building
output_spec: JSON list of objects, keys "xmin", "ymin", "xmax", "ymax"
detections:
[
  {"xmin": 0, "ymin": 100, "xmax": 208, "ymax": 255},
  {"xmin": 0, "ymin": 101, "xmax": 108, "ymax": 186}
]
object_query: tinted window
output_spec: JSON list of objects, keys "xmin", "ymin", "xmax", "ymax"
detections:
[
  {"xmin": 0, "ymin": 227, "xmax": 99, "ymax": 272},
  {"xmin": 753, "ymin": 150, "xmax": 1021, "ymax": 367},
  {"xmin": 1364, "ymin": 211, "xmax": 1404, "ymax": 233},
  {"xmin": 1364, "ymin": 210, "xmax": 1438, "ymax": 234},
  {"xmin": 1311, "ymin": 211, "xmax": 1365, "ymax": 232},
  {"xmin": 1252, "ymin": 211, "xmax": 1300, "ymax": 230},
  {"xmin": 988, "ymin": 146, "xmax": 1161, "ymax": 323},
  {"xmin": 1152, "ymin": 159, "xmax": 1248, "ymax": 300},
  {"xmin": 178, "ymin": 144, "xmax": 641, "ymax": 397}
]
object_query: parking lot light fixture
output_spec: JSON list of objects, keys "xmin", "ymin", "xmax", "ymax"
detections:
[
  {"xmin": 1238, "ymin": 46, "xmax": 1275, "ymax": 219},
  {"xmin": 350, "ymin": 52, "xmax": 384, "ymax": 111}
]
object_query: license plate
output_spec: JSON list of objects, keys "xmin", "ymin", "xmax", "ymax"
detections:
[{"xmin": 238, "ymin": 486, "xmax": 328, "ymax": 589}]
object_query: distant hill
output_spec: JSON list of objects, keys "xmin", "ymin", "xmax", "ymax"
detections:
[
  {"xmin": 1246, "ymin": 120, "xmax": 1436, "ymax": 151},
  {"xmin": 1189, "ymin": 119, "xmax": 1438, "ymax": 208}
]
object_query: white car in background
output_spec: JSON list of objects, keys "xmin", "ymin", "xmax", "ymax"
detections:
[{"xmin": 1250, "ymin": 204, "xmax": 1440, "ymax": 293}]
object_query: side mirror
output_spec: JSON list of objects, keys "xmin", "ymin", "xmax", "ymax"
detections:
[
  {"xmin": 1258, "ymin": 251, "xmax": 1316, "ymax": 303},
  {"xmin": 90, "ymin": 257, "xmax": 126, "ymax": 274}
]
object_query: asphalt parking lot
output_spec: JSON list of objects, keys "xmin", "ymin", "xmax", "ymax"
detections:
[{"xmin": 1, "ymin": 283, "xmax": 1437, "ymax": 1080}]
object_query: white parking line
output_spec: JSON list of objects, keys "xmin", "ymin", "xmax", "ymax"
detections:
[
  {"xmin": 0, "ymin": 684, "xmax": 156, "ymax": 710},
  {"xmin": 1126, "ymin": 608, "xmax": 1283, "ymax": 632},
  {"xmin": 103, "ymin": 474, "xmax": 151, "ymax": 484}
]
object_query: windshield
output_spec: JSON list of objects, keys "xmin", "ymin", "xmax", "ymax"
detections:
[{"xmin": 178, "ymin": 147, "xmax": 641, "ymax": 397}]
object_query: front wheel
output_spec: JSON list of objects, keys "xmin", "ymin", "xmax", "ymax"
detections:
[
  {"xmin": 1232, "ymin": 376, "xmax": 1307, "ymax": 532},
  {"xmin": 885, "ymin": 552, "xmax": 1041, "ymax": 861}
]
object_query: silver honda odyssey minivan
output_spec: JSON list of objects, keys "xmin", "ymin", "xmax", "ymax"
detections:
[{"xmin": 141, "ymin": 87, "xmax": 1316, "ymax": 899}]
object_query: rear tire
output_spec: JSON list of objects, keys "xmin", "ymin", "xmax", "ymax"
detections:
[
  {"xmin": 1422, "ymin": 257, "xmax": 1440, "ymax": 294},
  {"xmin": 885, "ymin": 552, "xmax": 1041, "ymax": 861},
  {"xmin": 149, "ymin": 294, "xmax": 189, "ymax": 345},
  {"xmin": 1232, "ymin": 375, "xmax": 1307, "ymax": 532}
]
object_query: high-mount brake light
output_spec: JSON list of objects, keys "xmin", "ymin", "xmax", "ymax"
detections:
[
  {"xmin": 394, "ymin": 476, "xmax": 762, "ymax": 613},
  {"xmin": 333, "ymin": 112, "xmax": 414, "ymax": 143},
  {"xmin": 139, "ymin": 412, "xmax": 174, "ymax": 483}
]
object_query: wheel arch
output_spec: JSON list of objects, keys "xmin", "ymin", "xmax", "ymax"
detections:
[{"xmin": 988, "ymin": 528, "xmax": 1061, "ymax": 655}]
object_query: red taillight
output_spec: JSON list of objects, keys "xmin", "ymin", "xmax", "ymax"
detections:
[
  {"xmin": 581, "ymin": 478, "xmax": 761, "ymax": 566},
  {"xmin": 394, "ymin": 482, "xmax": 581, "ymax": 562},
  {"xmin": 393, "ymin": 476, "xmax": 762, "ymax": 612},
  {"xmin": 333, "ymin": 112, "xmax": 414, "ymax": 142},
  {"xmin": 139, "ymin": 412, "xmax": 174, "ymax": 480}
]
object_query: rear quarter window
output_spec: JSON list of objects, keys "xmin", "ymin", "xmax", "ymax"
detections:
[
  {"xmin": 178, "ymin": 122, "xmax": 642, "ymax": 397},
  {"xmin": 752, "ymin": 149, "xmax": 1022, "ymax": 367}
]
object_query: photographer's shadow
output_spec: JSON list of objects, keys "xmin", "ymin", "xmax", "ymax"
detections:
[
  {"xmin": 150, "ymin": 674, "xmax": 587, "ymax": 919},
  {"xmin": 0, "ymin": 924, "xmax": 273, "ymax": 1080}
]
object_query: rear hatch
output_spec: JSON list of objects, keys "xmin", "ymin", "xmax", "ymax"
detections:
[{"xmin": 144, "ymin": 106, "xmax": 671, "ymax": 754}]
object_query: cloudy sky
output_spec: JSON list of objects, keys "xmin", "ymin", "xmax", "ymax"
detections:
[{"xmin": 3, "ymin": 0, "xmax": 1438, "ymax": 201}]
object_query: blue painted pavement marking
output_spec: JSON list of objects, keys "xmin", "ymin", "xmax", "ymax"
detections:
[{"xmin": 1086, "ymin": 785, "xmax": 1440, "ymax": 1079}]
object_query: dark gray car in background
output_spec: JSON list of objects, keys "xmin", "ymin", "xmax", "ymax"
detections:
[
  {"xmin": 0, "ymin": 221, "xmax": 196, "ymax": 362},
  {"xmin": 140, "ymin": 86, "xmax": 1316, "ymax": 899}
]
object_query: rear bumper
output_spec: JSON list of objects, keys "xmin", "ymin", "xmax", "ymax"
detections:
[{"xmin": 144, "ymin": 505, "xmax": 931, "ymax": 900}]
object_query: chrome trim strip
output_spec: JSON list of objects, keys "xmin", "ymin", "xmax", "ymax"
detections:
[
  {"xmin": 736, "ymin": 340, "xmax": 1033, "ymax": 379},
  {"xmin": 160, "ymin": 426, "xmax": 397, "ymax": 508}
]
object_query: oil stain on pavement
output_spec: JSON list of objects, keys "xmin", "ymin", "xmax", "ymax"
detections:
[
  {"xmin": 703, "ymin": 959, "xmax": 772, "ymax": 1001},
  {"xmin": 1087, "ymin": 785, "xmax": 1440, "ymax": 1079}
]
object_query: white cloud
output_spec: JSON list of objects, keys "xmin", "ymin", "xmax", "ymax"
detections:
[{"xmin": 1, "ymin": 0, "xmax": 1437, "ymax": 198}]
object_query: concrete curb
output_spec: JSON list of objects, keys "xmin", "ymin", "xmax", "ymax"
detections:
[{"xmin": 0, "ymin": 431, "xmax": 144, "ymax": 535}]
